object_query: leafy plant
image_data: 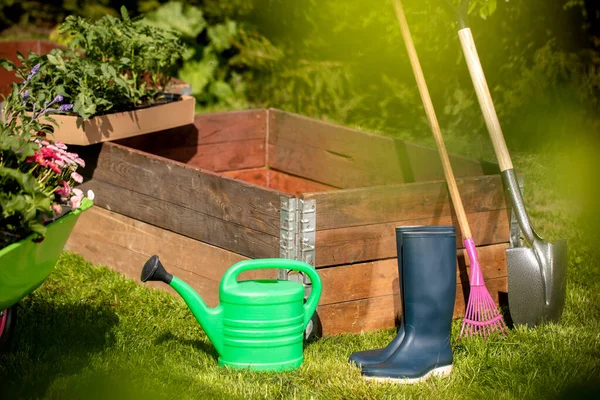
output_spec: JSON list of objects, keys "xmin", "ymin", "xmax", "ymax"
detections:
[
  {"xmin": 2, "ymin": 6, "xmax": 186, "ymax": 119},
  {"xmin": 143, "ymin": 1, "xmax": 281, "ymax": 110},
  {"xmin": 0, "ymin": 63, "xmax": 92, "ymax": 249}
]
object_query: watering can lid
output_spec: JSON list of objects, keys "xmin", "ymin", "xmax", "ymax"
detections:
[{"xmin": 220, "ymin": 279, "xmax": 305, "ymax": 305}]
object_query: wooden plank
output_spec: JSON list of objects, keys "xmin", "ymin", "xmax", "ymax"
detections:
[
  {"xmin": 317, "ymin": 276, "xmax": 507, "ymax": 335},
  {"xmin": 303, "ymin": 174, "xmax": 507, "ymax": 230},
  {"xmin": 66, "ymin": 206, "xmax": 276, "ymax": 308},
  {"xmin": 317, "ymin": 243, "xmax": 508, "ymax": 305},
  {"xmin": 222, "ymin": 168, "xmax": 337, "ymax": 196},
  {"xmin": 117, "ymin": 109, "xmax": 267, "ymax": 148},
  {"xmin": 115, "ymin": 110, "xmax": 267, "ymax": 171},
  {"xmin": 267, "ymin": 169, "xmax": 338, "ymax": 196},
  {"xmin": 222, "ymin": 168, "xmax": 268, "ymax": 186},
  {"xmin": 315, "ymin": 209, "xmax": 510, "ymax": 266},
  {"xmin": 157, "ymin": 139, "xmax": 265, "ymax": 172},
  {"xmin": 402, "ymin": 141, "xmax": 500, "ymax": 183},
  {"xmin": 268, "ymin": 109, "xmax": 496, "ymax": 188},
  {"xmin": 77, "ymin": 142, "xmax": 287, "ymax": 236},
  {"xmin": 79, "ymin": 180, "xmax": 280, "ymax": 260}
]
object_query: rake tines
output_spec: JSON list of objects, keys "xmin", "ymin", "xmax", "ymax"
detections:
[
  {"xmin": 460, "ymin": 283, "xmax": 508, "ymax": 339},
  {"xmin": 460, "ymin": 241, "xmax": 508, "ymax": 339}
]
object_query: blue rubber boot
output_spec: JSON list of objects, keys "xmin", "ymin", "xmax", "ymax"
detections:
[
  {"xmin": 348, "ymin": 225, "xmax": 456, "ymax": 368},
  {"xmin": 361, "ymin": 228, "xmax": 457, "ymax": 383}
]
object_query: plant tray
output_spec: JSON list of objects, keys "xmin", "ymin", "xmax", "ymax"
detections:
[
  {"xmin": 44, "ymin": 95, "xmax": 195, "ymax": 146},
  {"xmin": 67, "ymin": 109, "xmax": 515, "ymax": 336}
]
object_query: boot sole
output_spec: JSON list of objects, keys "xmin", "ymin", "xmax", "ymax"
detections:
[{"xmin": 362, "ymin": 365, "xmax": 452, "ymax": 385}]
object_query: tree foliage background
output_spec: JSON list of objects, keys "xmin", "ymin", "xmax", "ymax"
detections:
[{"xmin": 1, "ymin": 0, "xmax": 599, "ymax": 153}]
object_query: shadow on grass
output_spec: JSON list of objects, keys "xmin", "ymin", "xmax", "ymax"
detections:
[
  {"xmin": 154, "ymin": 330, "xmax": 219, "ymax": 361},
  {"xmin": 0, "ymin": 299, "xmax": 119, "ymax": 399},
  {"xmin": 556, "ymin": 379, "xmax": 600, "ymax": 399}
]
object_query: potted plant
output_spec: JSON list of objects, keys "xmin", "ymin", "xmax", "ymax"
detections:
[
  {"xmin": 0, "ymin": 7, "xmax": 194, "ymax": 146},
  {"xmin": 0, "ymin": 64, "xmax": 94, "ymax": 350}
]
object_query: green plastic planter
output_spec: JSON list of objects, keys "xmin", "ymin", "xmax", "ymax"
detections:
[{"xmin": 0, "ymin": 198, "xmax": 93, "ymax": 311}]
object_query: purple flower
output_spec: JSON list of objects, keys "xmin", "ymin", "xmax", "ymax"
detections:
[
  {"xmin": 58, "ymin": 103, "xmax": 73, "ymax": 112},
  {"xmin": 22, "ymin": 90, "xmax": 29, "ymax": 106},
  {"xmin": 46, "ymin": 94, "xmax": 64, "ymax": 108},
  {"xmin": 25, "ymin": 64, "xmax": 40, "ymax": 82}
]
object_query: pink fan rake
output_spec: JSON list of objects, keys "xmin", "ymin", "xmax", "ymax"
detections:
[{"xmin": 459, "ymin": 238, "xmax": 508, "ymax": 338}]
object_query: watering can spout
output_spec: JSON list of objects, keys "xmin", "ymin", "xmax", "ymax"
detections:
[{"xmin": 141, "ymin": 256, "xmax": 224, "ymax": 354}]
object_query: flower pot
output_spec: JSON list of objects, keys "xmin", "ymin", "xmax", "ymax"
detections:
[
  {"xmin": 0, "ymin": 198, "xmax": 94, "ymax": 312},
  {"xmin": 44, "ymin": 94, "xmax": 195, "ymax": 146}
]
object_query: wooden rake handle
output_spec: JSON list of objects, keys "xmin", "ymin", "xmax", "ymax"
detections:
[{"xmin": 392, "ymin": 0, "xmax": 472, "ymax": 239}]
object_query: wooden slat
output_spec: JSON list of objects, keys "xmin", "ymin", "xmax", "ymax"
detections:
[
  {"xmin": 117, "ymin": 109, "xmax": 267, "ymax": 147},
  {"xmin": 76, "ymin": 142, "xmax": 287, "ymax": 236},
  {"xmin": 268, "ymin": 109, "xmax": 497, "ymax": 188},
  {"xmin": 158, "ymin": 139, "xmax": 265, "ymax": 172},
  {"xmin": 115, "ymin": 110, "xmax": 267, "ymax": 172},
  {"xmin": 403, "ymin": 142, "xmax": 500, "ymax": 184},
  {"xmin": 223, "ymin": 168, "xmax": 338, "ymax": 196},
  {"xmin": 79, "ymin": 180, "xmax": 280, "ymax": 260},
  {"xmin": 222, "ymin": 168, "xmax": 268, "ymax": 186},
  {"xmin": 315, "ymin": 209, "xmax": 510, "ymax": 266},
  {"xmin": 303, "ymin": 174, "xmax": 507, "ymax": 230},
  {"xmin": 66, "ymin": 206, "xmax": 276, "ymax": 308},
  {"xmin": 318, "ymin": 276, "xmax": 507, "ymax": 336},
  {"xmin": 317, "ymin": 243, "xmax": 508, "ymax": 305},
  {"xmin": 267, "ymin": 169, "xmax": 338, "ymax": 195}
]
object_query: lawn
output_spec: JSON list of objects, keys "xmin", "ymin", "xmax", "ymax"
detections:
[{"xmin": 1, "ymin": 147, "xmax": 599, "ymax": 400}]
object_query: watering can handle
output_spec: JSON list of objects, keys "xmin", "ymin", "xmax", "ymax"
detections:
[{"xmin": 220, "ymin": 258, "xmax": 322, "ymax": 329}]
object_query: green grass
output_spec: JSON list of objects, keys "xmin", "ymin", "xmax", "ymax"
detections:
[{"xmin": 1, "ymin": 148, "xmax": 600, "ymax": 399}]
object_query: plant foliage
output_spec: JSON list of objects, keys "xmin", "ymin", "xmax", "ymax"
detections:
[
  {"xmin": 2, "ymin": 6, "xmax": 185, "ymax": 119},
  {"xmin": 0, "ymin": 64, "xmax": 90, "ymax": 248}
]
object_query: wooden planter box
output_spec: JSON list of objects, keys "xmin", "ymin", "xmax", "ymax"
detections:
[{"xmin": 66, "ymin": 109, "xmax": 513, "ymax": 336}]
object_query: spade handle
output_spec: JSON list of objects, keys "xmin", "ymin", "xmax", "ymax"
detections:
[{"xmin": 457, "ymin": 28, "xmax": 513, "ymax": 171}]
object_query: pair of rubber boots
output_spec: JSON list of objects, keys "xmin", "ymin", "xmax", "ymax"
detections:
[{"xmin": 349, "ymin": 226, "xmax": 457, "ymax": 384}]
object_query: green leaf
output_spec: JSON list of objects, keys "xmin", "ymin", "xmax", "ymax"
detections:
[
  {"xmin": 144, "ymin": 2, "xmax": 206, "ymax": 39},
  {"xmin": 207, "ymin": 21, "xmax": 237, "ymax": 52},
  {"xmin": 120, "ymin": 6, "xmax": 130, "ymax": 22},
  {"xmin": 46, "ymin": 53, "xmax": 60, "ymax": 66}
]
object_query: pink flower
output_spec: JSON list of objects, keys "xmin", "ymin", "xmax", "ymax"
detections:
[
  {"xmin": 40, "ymin": 147, "xmax": 61, "ymax": 161},
  {"xmin": 47, "ymin": 162, "xmax": 61, "ymax": 174},
  {"xmin": 26, "ymin": 152, "xmax": 47, "ymax": 166},
  {"xmin": 51, "ymin": 203, "xmax": 63, "ymax": 216},
  {"xmin": 69, "ymin": 188, "xmax": 84, "ymax": 209},
  {"xmin": 69, "ymin": 195, "xmax": 82, "ymax": 209},
  {"xmin": 74, "ymin": 157, "xmax": 86, "ymax": 167},
  {"xmin": 71, "ymin": 172, "xmax": 83, "ymax": 184},
  {"xmin": 55, "ymin": 180, "xmax": 71, "ymax": 198},
  {"xmin": 55, "ymin": 142, "xmax": 67, "ymax": 150}
]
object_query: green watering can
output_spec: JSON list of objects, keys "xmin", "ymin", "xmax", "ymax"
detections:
[{"xmin": 141, "ymin": 256, "xmax": 322, "ymax": 372}]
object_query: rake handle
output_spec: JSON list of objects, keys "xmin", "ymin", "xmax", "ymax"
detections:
[{"xmin": 393, "ymin": 0, "xmax": 472, "ymax": 239}]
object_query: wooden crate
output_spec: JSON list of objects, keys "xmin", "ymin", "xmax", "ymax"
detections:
[{"xmin": 66, "ymin": 109, "xmax": 511, "ymax": 336}]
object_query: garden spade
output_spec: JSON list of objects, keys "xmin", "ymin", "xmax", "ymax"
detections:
[{"xmin": 442, "ymin": 0, "xmax": 567, "ymax": 327}]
